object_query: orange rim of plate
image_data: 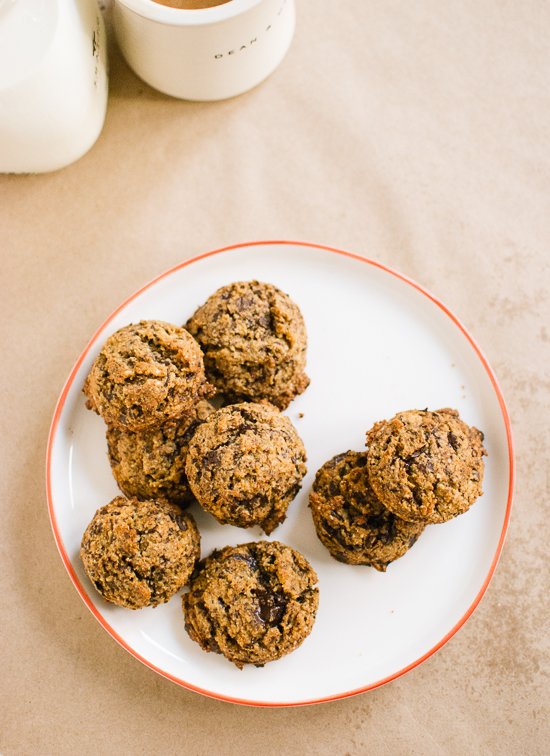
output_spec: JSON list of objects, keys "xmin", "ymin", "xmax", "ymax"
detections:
[{"xmin": 45, "ymin": 240, "xmax": 515, "ymax": 707}]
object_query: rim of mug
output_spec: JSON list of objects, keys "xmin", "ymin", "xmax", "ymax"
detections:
[{"xmin": 114, "ymin": 0, "xmax": 266, "ymax": 26}]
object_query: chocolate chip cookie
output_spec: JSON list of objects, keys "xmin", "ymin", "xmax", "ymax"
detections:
[
  {"xmin": 185, "ymin": 403, "xmax": 307, "ymax": 534},
  {"xmin": 185, "ymin": 281, "xmax": 309, "ymax": 409},
  {"xmin": 83, "ymin": 320, "xmax": 214, "ymax": 431},
  {"xmin": 106, "ymin": 400, "xmax": 214, "ymax": 507},
  {"xmin": 80, "ymin": 496, "xmax": 200, "ymax": 609},
  {"xmin": 310, "ymin": 451, "xmax": 425, "ymax": 570},
  {"xmin": 366, "ymin": 408, "xmax": 486, "ymax": 524},
  {"xmin": 182, "ymin": 541, "xmax": 319, "ymax": 668}
]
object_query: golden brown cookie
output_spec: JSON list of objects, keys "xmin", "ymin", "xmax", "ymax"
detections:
[
  {"xmin": 83, "ymin": 320, "xmax": 214, "ymax": 431},
  {"xmin": 106, "ymin": 400, "xmax": 215, "ymax": 507},
  {"xmin": 185, "ymin": 281, "xmax": 309, "ymax": 410},
  {"xmin": 80, "ymin": 496, "xmax": 200, "ymax": 609},
  {"xmin": 182, "ymin": 541, "xmax": 319, "ymax": 668},
  {"xmin": 185, "ymin": 403, "xmax": 307, "ymax": 534},
  {"xmin": 366, "ymin": 408, "xmax": 486, "ymax": 524},
  {"xmin": 310, "ymin": 451, "xmax": 425, "ymax": 570}
]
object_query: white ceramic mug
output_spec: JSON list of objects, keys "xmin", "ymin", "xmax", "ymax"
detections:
[
  {"xmin": 112, "ymin": 0, "xmax": 295, "ymax": 101},
  {"xmin": 0, "ymin": 0, "xmax": 108, "ymax": 174}
]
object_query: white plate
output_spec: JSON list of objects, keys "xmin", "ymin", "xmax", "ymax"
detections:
[{"xmin": 47, "ymin": 241, "xmax": 514, "ymax": 706}]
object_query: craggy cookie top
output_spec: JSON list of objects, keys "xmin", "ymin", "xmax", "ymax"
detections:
[
  {"xmin": 182, "ymin": 541, "xmax": 319, "ymax": 668},
  {"xmin": 106, "ymin": 399, "xmax": 214, "ymax": 507},
  {"xmin": 83, "ymin": 320, "xmax": 213, "ymax": 431},
  {"xmin": 310, "ymin": 451, "xmax": 425, "ymax": 570},
  {"xmin": 185, "ymin": 281, "xmax": 309, "ymax": 409},
  {"xmin": 80, "ymin": 496, "xmax": 200, "ymax": 609},
  {"xmin": 366, "ymin": 409, "xmax": 486, "ymax": 524},
  {"xmin": 185, "ymin": 403, "xmax": 307, "ymax": 534}
]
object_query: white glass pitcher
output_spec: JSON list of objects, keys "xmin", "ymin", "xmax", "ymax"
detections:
[{"xmin": 0, "ymin": 0, "xmax": 108, "ymax": 173}]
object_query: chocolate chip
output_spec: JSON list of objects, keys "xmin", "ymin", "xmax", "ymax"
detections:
[
  {"xmin": 448, "ymin": 432, "xmax": 459, "ymax": 451},
  {"xmin": 329, "ymin": 481, "xmax": 341, "ymax": 497},
  {"xmin": 203, "ymin": 449, "xmax": 221, "ymax": 467},
  {"xmin": 232, "ymin": 553, "xmax": 258, "ymax": 571},
  {"xmin": 404, "ymin": 446, "xmax": 426, "ymax": 470},
  {"xmin": 416, "ymin": 459, "xmax": 434, "ymax": 474},
  {"xmin": 253, "ymin": 588, "xmax": 287, "ymax": 626},
  {"xmin": 175, "ymin": 516, "xmax": 188, "ymax": 531},
  {"xmin": 236, "ymin": 295, "xmax": 255, "ymax": 312}
]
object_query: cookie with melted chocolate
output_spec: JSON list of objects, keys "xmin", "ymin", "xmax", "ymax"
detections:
[
  {"xmin": 182, "ymin": 541, "xmax": 318, "ymax": 668},
  {"xmin": 366, "ymin": 408, "xmax": 486, "ymax": 523},
  {"xmin": 106, "ymin": 399, "xmax": 214, "ymax": 507},
  {"xmin": 83, "ymin": 320, "xmax": 214, "ymax": 432},
  {"xmin": 80, "ymin": 496, "xmax": 200, "ymax": 609},
  {"xmin": 310, "ymin": 451, "xmax": 425, "ymax": 570},
  {"xmin": 185, "ymin": 281, "xmax": 309, "ymax": 409},
  {"xmin": 185, "ymin": 402, "xmax": 307, "ymax": 534}
]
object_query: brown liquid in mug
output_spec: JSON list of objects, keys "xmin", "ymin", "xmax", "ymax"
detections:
[{"xmin": 151, "ymin": 0, "xmax": 232, "ymax": 8}]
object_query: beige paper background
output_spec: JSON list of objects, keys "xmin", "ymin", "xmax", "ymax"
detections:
[{"xmin": 1, "ymin": 1, "xmax": 549, "ymax": 753}]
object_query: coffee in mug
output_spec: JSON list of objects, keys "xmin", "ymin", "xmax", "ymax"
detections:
[{"xmin": 152, "ymin": 1, "xmax": 231, "ymax": 8}]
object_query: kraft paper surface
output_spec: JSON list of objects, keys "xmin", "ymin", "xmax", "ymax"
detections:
[{"xmin": 1, "ymin": 1, "xmax": 548, "ymax": 753}]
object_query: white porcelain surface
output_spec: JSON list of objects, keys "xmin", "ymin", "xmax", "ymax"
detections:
[{"xmin": 47, "ymin": 242, "xmax": 513, "ymax": 705}]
